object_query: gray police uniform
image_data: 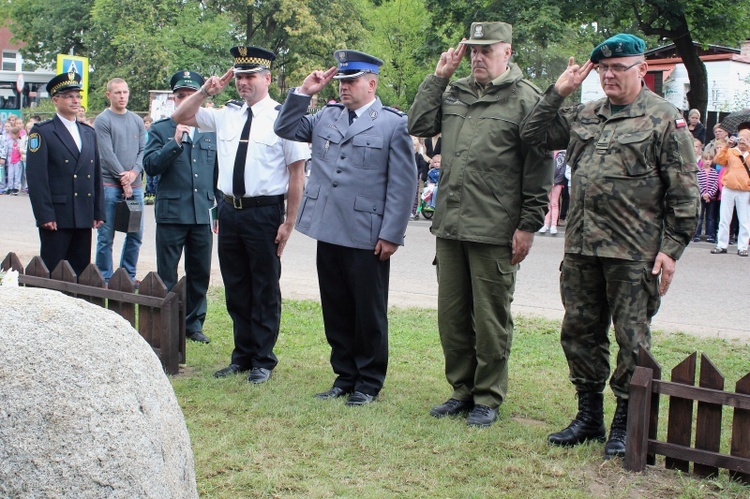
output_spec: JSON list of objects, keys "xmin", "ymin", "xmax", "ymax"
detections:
[
  {"xmin": 275, "ymin": 92, "xmax": 416, "ymax": 396},
  {"xmin": 143, "ymin": 118, "xmax": 217, "ymax": 336}
]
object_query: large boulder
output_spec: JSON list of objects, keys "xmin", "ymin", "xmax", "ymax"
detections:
[{"xmin": 0, "ymin": 286, "xmax": 197, "ymax": 498}]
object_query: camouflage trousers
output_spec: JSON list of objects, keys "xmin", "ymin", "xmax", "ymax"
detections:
[
  {"xmin": 435, "ymin": 238, "xmax": 518, "ymax": 408},
  {"xmin": 559, "ymin": 254, "xmax": 661, "ymax": 399}
]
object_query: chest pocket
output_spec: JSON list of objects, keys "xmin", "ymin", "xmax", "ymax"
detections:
[
  {"xmin": 313, "ymin": 128, "xmax": 342, "ymax": 161},
  {"xmin": 218, "ymin": 128, "xmax": 238, "ymax": 157},
  {"xmin": 568, "ymin": 122, "xmax": 597, "ymax": 171},
  {"xmin": 252, "ymin": 127, "xmax": 280, "ymax": 148},
  {"xmin": 351, "ymin": 135, "xmax": 383, "ymax": 169},
  {"xmin": 617, "ymin": 130, "xmax": 655, "ymax": 176},
  {"xmin": 198, "ymin": 139, "xmax": 216, "ymax": 164}
]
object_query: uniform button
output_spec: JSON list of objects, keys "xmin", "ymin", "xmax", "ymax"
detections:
[
  {"xmin": 449, "ymin": 192, "xmax": 453, "ymax": 197},
  {"xmin": 74, "ymin": 193, "xmax": 78, "ymax": 197},
  {"xmin": 332, "ymin": 182, "xmax": 338, "ymax": 187},
  {"xmin": 194, "ymin": 188, "xmax": 198, "ymax": 192},
  {"xmin": 64, "ymin": 159, "xmax": 69, "ymax": 163},
  {"xmin": 467, "ymin": 115, "xmax": 472, "ymax": 119},
  {"xmin": 73, "ymin": 174, "xmax": 77, "ymax": 179},
  {"xmin": 90, "ymin": 160, "xmax": 93, "ymax": 163},
  {"xmin": 340, "ymin": 155, "xmax": 346, "ymax": 159},
  {"xmin": 455, "ymin": 152, "xmax": 460, "ymax": 156},
  {"xmin": 194, "ymin": 173, "xmax": 198, "ymax": 177},
  {"xmin": 336, "ymin": 169, "xmax": 342, "ymax": 173},
  {"xmin": 372, "ymin": 207, "xmax": 377, "ymax": 212},
  {"xmin": 87, "ymin": 193, "xmax": 91, "ymax": 197},
  {"xmin": 87, "ymin": 175, "xmax": 91, "ymax": 179},
  {"xmin": 193, "ymin": 159, "xmax": 196, "ymax": 162}
]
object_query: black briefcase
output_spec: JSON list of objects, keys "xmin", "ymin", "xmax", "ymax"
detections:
[{"xmin": 114, "ymin": 197, "xmax": 143, "ymax": 233}]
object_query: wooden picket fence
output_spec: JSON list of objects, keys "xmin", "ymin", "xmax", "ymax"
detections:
[
  {"xmin": 1, "ymin": 252, "xmax": 186, "ymax": 375},
  {"xmin": 625, "ymin": 348, "xmax": 750, "ymax": 483}
]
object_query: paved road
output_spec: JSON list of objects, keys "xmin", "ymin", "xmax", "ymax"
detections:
[{"xmin": 2, "ymin": 194, "xmax": 747, "ymax": 340}]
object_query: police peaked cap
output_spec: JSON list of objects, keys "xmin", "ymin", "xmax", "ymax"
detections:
[
  {"xmin": 47, "ymin": 71, "xmax": 83, "ymax": 96},
  {"xmin": 333, "ymin": 50, "xmax": 384, "ymax": 80},
  {"xmin": 231, "ymin": 46, "xmax": 276, "ymax": 73},
  {"xmin": 170, "ymin": 70, "xmax": 204, "ymax": 91}
]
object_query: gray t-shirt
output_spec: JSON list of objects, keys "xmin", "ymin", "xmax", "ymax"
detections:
[{"xmin": 94, "ymin": 108, "xmax": 146, "ymax": 187}]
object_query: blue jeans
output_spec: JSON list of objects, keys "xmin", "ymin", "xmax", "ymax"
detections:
[{"xmin": 96, "ymin": 186, "xmax": 144, "ymax": 281}]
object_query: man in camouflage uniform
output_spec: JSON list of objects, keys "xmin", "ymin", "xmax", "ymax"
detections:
[
  {"xmin": 520, "ymin": 34, "xmax": 699, "ymax": 458},
  {"xmin": 409, "ymin": 21, "xmax": 551, "ymax": 427}
]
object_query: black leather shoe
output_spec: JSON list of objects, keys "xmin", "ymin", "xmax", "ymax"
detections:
[
  {"xmin": 213, "ymin": 364, "xmax": 247, "ymax": 378},
  {"xmin": 187, "ymin": 331, "xmax": 211, "ymax": 343},
  {"xmin": 314, "ymin": 386, "xmax": 350, "ymax": 399},
  {"xmin": 247, "ymin": 367, "xmax": 272, "ymax": 384},
  {"xmin": 345, "ymin": 391, "xmax": 376, "ymax": 406},
  {"xmin": 466, "ymin": 404, "xmax": 499, "ymax": 427},
  {"xmin": 429, "ymin": 398, "xmax": 474, "ymax": 418}
]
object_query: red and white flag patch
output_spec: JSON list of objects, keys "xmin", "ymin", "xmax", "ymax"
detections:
[{"xmin": 675, "ymin": 118, "xmax": 687, "ymax": 128}]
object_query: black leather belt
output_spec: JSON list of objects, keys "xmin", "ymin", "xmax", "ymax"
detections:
[{"xmin": 222, "ymin": 193, "xmax": 285, "ymax": 209}]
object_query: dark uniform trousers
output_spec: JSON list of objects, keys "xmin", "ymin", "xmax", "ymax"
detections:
[
  {"xmin": 559, "ymin": 254, "xmax": 661, "ymax": 399},
  {"xmin": 155, "ymin": 223, "xmax": 212, "ymax": 334},
  {"xmin": 39, "ymin": 228, "xmax": 92, "ymax": 276},
  {"xmin": 317, "ymin": 241, "xmax": 389, "ymax": 396},
  {"xmin": 219, "ymin": 198, "xmax": 283, "ymax": 370}
]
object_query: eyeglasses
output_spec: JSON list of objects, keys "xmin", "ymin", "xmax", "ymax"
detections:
[{"xmin": 596, "ymin": 61, "xmax": 642, "ymax": 74}]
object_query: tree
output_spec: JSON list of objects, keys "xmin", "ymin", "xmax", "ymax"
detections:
[
  {"xmin": 361, "ymin": 0, "xmax": 435, "ymax": 109},
  {"xmin": 559, "ymin": 0, "xmax": 750, "ymax": 118},
  {"xmin": 2, "ymin": 0, "xmax": 93, "ymax": 65}
]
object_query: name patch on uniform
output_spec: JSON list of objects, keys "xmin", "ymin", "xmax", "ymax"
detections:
[
  {"xmin": 28, "ymin": 133, "xmax": 41, "ymax": 152},
  {"xmin": 675, "ymin": 118, "xmax": 686, "ymax": 128}
]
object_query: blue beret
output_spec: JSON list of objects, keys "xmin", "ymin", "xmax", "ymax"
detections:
[
  {"xmin": 590, "ymin": 34, "xmax": 646, "ymax": 63},
  {"xmin": 333, "ymin": 50, "xmax": 383, "ymax": 80}
]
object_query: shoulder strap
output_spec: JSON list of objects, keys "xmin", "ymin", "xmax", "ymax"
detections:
[{"xmin": 740, "ymin": 153, "xmax": 750, "ymax": 179}]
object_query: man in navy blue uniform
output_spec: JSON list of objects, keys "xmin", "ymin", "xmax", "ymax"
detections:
[
  {"xmin": 27, "ymin": 72, "xmax": 104, "ymax": 275},
  {"xmin": 274, "ymin": 50, "xmax": 417, "ymax": 406},
  {"xmin": 144, "ymin": 71, "xmax": 218, "ymax": 344}
]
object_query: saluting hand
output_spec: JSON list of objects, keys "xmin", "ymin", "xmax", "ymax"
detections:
[
  {"xmin": 555, "ymin": 57, "xmax": 595, "ymax": 98},
  {"xmin": 201, "ymin": 68, "xmax": 234, "ymax": 97},
  {"xmin": 435, "ymin": 41, "xmax": 467, "ymax": 80},
  {"xmin": 300, "ymin": 67, "xmax": 337, "ymax": 96}
]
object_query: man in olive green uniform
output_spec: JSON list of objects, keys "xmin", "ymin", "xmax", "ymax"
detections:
[
  {"xmin": 520, "ymin": 34, "xmax": 699, "ymax": 458},
  {"xmin": 408, "ymin": 21, "xmax": 551, "ymax": 427}
]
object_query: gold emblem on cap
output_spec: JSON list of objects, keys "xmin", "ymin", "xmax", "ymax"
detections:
[
  {"xmin": 601, "ymin": 45, "xmax": 612, "ymax": 58},
  {"xmin": 183, "ymin": 71, "xmax": 190, "ymax": 77},
  {"xmin": 474, "ymin": 25, "xmax": 484, "ymax": 38},
  {"xmin": 238, "ymin": 46, "xmax": 248, "ymax": 57},
  {"xmin": 68, "ymin": 71, "xmax": 76, "ymax": 80}
]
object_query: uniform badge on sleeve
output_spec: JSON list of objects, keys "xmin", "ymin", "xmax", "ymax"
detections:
[
  {"xmin": 675, "ymin": 118, "xmax": 686, "ymax": 128},
  {"xmin": 28, "ymin": 133, "xmax": 41, "ymax": 152}
]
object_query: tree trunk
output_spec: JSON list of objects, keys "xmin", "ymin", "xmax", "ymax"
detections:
[{"xmin": 670, "ymin": 25, "xmax": 708, "ymax": 119}]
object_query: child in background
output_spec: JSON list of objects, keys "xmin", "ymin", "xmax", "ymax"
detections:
[
  {"xmin": 694, "ymin": 149, "xmax": 719, "ymax": 243},
  {"xmin": 5, "ymin": 126, "xmax": 24, "ymax": 195}
]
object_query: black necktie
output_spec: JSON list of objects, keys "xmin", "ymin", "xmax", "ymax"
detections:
[
  {"xmin": 232, "ymin": 108, "xmax": 253, "ymax": 197},
  {"xmin": 348, "ymin": 109, "xmax": 357, "ymax": 125}
]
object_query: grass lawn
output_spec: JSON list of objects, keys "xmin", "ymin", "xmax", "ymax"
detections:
[{"xmin": 171, "ymin": 288, "xmax": 750, "ymax": 498}]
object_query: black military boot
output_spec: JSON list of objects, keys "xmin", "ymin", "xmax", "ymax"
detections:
[
  {"xmin": 548, "ymin": 391, "xmax": 606, "ymax": 446},
  {"xmin": 604, "ymin": 397, "xmax": 628, "ymax": 459}
]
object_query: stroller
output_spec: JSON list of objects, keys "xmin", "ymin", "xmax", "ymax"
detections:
[{"xmin": 416, "ymin": 182, "xmax": 436, "ymax": 219}]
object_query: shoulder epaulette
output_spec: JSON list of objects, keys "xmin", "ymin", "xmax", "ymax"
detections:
[
  {"xmin": 226, "ymin": 99, "xmax": 244, "ymax": 108},
  {"xmin": 36, "ymin": 118, "xmax": 54, "ymax": 127},
  {"xmin": 383, "ymin": 106, "xmax": 406, "ymax": 117},
  {"xmin": 78, "ymin": 120, "xmax": 94, "ymax": 128},
  {"xmin": 517, "ymin": 79, "xmax": 542, "ymax": 94},
  {"xmin": 153, "ymin": 117, "xmax": 171, "ymax": 125},
  {"xmin": 275, "ymin": 104, "xmax": 281, "ymax": 111},
  {"xmin": 325, "ymin": 102, "xmax": 344, "ymax": 109}
]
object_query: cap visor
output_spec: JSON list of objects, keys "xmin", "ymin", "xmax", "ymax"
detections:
[
  {"xmin": 459, "ymin": 39, "xmax": 504, "ymax": 46},
  {"xmin": 233, "ymin": 67, "xmax": 266, "ymax": 74},
  {"xmin": 333, "ymin": 70, "xmax": 371, "ymax": 80}
]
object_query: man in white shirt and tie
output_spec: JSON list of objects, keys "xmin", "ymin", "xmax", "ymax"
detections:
[{"xmin": 172, "ymin": 46, "xmax": 308, "ymax": 383}]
